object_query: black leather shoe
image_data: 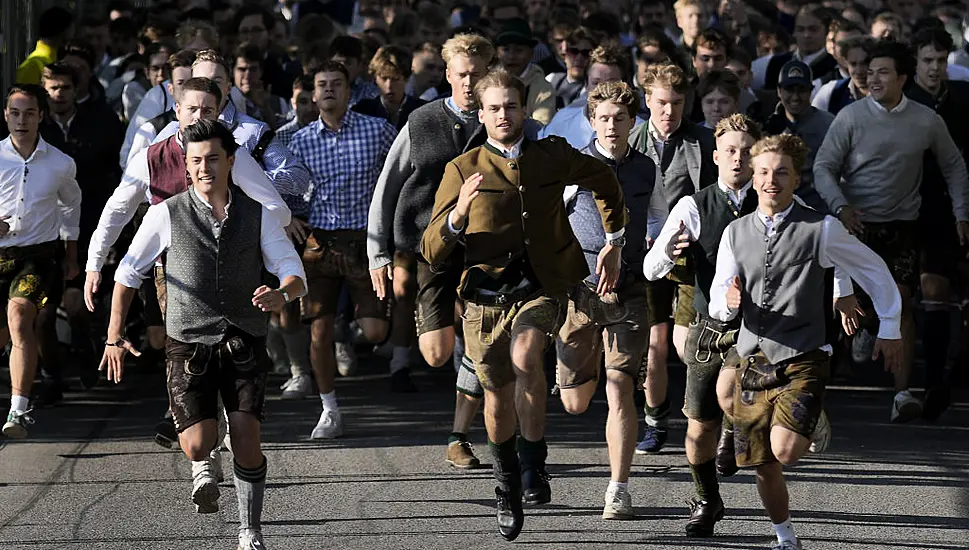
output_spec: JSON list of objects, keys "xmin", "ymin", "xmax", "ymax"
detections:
[
  {"xmin": 716, "ymin": 428, "xmax": 738, "ymax": 477},
  {"xmin": 495, "ymin": 486, "xmax": 524, "ymax": 541},
  {"xmin": 154, "ymin": 415, "xmax": 178, "ymax": 449},
  {"xmin": 522, "ymin": 467, "xmax": 551, "ymax": 506},
  {"xmin": 685, "ymin": 497, "xmax": 725, "ymax": 537},
  {"xmin": 390, "ymin": 368, "xmax": 419, "ymax": 393}
]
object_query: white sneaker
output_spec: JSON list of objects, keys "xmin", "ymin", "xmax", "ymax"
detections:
[
  {"xmin": 602, "ymin": 485, "xmax": 634, "ymax": 520},
  {"xmin": 310, "ymin": 410, "xmax": 344, "ymax": 439},
  {"xmin": 2, "ymin": 410, "xmax": 34, "ymax": 439},
  {"xmin": 281, "ymin": 374, "xmax": 312, "ymax": 400},
  {"xmin": 850, "ymin": 329, "xmax": 875, "ymax": 363},
  {"xmin": 809, "ymin": 409, "xmax": 831, "ymax": 453},
  {"xmin": 891, "ymin": 391, "xmax": 922, "ymax": 424},
  {"xmin": 335, "ymin": 342, "xmax": 358, "ymax": 377},
  {"xmin": 191, "ymin": 459, "xmax": 220, "ymax": 514},
  {"xmin": 279, "ymin": 376, "xmax": 297, "ymax": 391},
  {"xmin": 770, "ymin": 539, "xmax": 802, "ymax": 550},
  {"xmin": 238, "ymin": 528, "xmax": 266, "ymax": 550}
]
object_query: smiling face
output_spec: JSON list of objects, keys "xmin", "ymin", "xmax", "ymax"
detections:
[
  {"xmin": 867, "ymin": 56, "xmax": 906, "ymax": 105},
  {"xmin": 186, "ymin": 137, "xmax": 235, "ymax": 193},
  {"xmin": 752, "ymin": 151, "xmax": 798, "ymax": 213},
  {"xmin": 314, "ymin": 70, "xmax": 350, "ymax": 114},
  {"xmin": 477, "ymin": 85, "xmax": 525, "ymax": 146},
  {"xmin": 591, "ymin": 99, "xmax": 634, "ymax": 150},
  {"xmin": 4, "ymin": 93, "xmax": 42, "ymax": 144},
  {"xmin": 778, "ymin": 84, "xmax": 811, "ymax": 117},
  {"xmin": 714, "ymin": 129, "xmax": 755, "ymax": 187}
]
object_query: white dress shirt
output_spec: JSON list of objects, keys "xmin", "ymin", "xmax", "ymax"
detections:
[
  {"xmin": 115, "ymin": 187, "xmax": 306, "ymax": 294},
  {"xmin": 121, "ymin": 82, "xmax": 174, "ymax": 168},
  {"xmin": 86, "ymin": 135, "xmax": 291, "ymax": 273},
  {"xmin": 0, "ymin": 137, "xmax": 81, "ymax": 247},
  {"xmin": 708, "ymin": 201, "xmax": 902, "ymax": 344}
]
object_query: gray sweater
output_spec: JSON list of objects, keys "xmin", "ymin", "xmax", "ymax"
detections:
[{"xmin": 813, "ymin": 96, "xmax": 969, "ymax": 222}]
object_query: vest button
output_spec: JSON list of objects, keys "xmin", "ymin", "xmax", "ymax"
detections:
[
  {"xmin": 524, "ymin": 238, "xmax": 531, "ymax": 245},
  {"xmin": 454, "ymin": 123, "xmax": 462, "ymax": 130},
  {"xmin": 522, "ymin": 212, "xmax": 529, "ymax": 219},
  {"xmin": 519, "ymin": 186, "xmax": 525, "ymax": 192},
  {"xmin": 508, "ymin": 162, "xmax": 517, "ymax": 170}
]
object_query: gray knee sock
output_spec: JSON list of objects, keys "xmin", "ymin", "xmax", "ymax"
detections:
[
  {"xmin": 282, "ymin": 326, "xmax": 311, "ymax": 377},
  {"xmin": 234, "ymin": 456, "xmax": 267, "ymax": 531}
]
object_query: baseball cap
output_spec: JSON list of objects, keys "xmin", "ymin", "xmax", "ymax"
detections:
[
  {"xmin": 496, "ymin": 18, "xmax": 538, "ymax": 47},
  {"xmin": 778, "ymin": 60, "xmax": 813, "ymax": 89}
]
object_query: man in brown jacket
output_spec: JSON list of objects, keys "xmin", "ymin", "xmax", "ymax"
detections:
[{"xmin": 422, "ymin": 69, "xmax": 627, "ymax": 541}]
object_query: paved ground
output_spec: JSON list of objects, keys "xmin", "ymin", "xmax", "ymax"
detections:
[{"xmin": 1, "ymin": 355, "xmax": 968, "ymax": 550}]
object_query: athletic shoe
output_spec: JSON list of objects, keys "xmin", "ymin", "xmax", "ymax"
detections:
[
  {"xmin": 522, "ymin": 467, "xmax": 551, "ymax": 506},
  {"xmin": 2, "ymin": 410, "xmax": 34, "ymax": 439},
  {"xmin": 310, "ymin": 410, "xmax": 343, "ymax": 439},
  {"xmin": 279, "ymin": 376, "xmax": 296, "ymax": 391},
  {"xmin": 446, "ymin": 440, "xmax": 480, "ymax": 469},
  {"xmin": 238, "ymin": 528, "xmax": 266, "ymax": 550},
  {"xmin": 191, "ymin": 460, "xmax": 220, "ymax": 514},
  {"xmin": 390, "ymin": 368, "xmax": 419, "ymax": 393},
  {"xmin": 635, "ymin": 426, "xmax": 667, "ymax": 454},
  {"xmin": 922, "ymin": 386, "xmax": 951, "ymax": 422},
  {"xmin": 602, "ymin": 485, "xmax": 634, "ymax": 520},
  {"xmin": 281, "ymin": 374, "xmax": 312, "ymax": 400},
  {"xmin": 850, "ymin": 329, "xmax": 875, "ymax": 364},
  {"xmin": 495, "ymin": 486, "xmax": 524, "ymax": 541},
  {"xmin": 770, "ymin": 539, "xmax": 803, "ymax": 550},
  {"xmin": 891, "ymin": 391, "xmax": 922, "ymax": 424},
  {"xmin": 335, "ymin": 342, "xmax": 358, "ymax": 377},
  {"xmin": 809, "ymin": 409, "xmax": 831, "ymax": 453},
  {"xmin": 685, "ymin": 497, "xmax": 725, "ymax": 537},
  {"xmin": 154, "ymin": 415, "xmax": 178, "ymax": 449}
]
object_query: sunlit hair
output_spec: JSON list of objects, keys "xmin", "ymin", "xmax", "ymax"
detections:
[
  {"xmin": 442, "ymin": 33, "xmax": 495, "ymax": 66},
  {"xmin": 641, "ymin": 62, "xmax": 689, "ymax": 96},
  {"xmin": 587, "ymin": 80, "xmax": 639, "ymax": 118},
  {"xmin": 473, "ymin": 69, "xmax": 526, "ymax": 107},
  {"xmin": 715, "ymin": 113, "xmax": 762, "ymax": 141},
  {"xmin": 192, "ymin": 49, "xmax": 232, "ymax": 79},
  {"xmin": 751, "ymin": 134, "xmax": 809, "ymax": 174}
]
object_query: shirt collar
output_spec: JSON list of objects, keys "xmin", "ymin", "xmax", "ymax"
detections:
[
  {"xmin": 445, "ymin": 96, "xmax": 477, "ymax": 119},
  {"xmin": 1, "ymin": 135, "xmax": 49, "ymax": 160},
  {"xmin": 318, "ymin": 110, "xmax": 354, "ymax": 133},
  {"xmin": 594, "ymin": 140, "xmax": 630, "ymax": 161},
  {"xmin": 757, "ymin": 199, "xmax": 795, "ymax": 226},
  {"xmin": 55, "ymin": 112, "xmax": 76, "ymax": 135},
  {"xmin": 220, "ymin": 101, "xmax": 238, "ymax": 126},
  {"xmin": 486, "ymin": 135, "xmax": 524, "ymax": 158},
  {"xmin": 718, "ymin": 178, "xmax": 752, "ymax": 198},
  {"xmin": 648, "ymin": 119, "xmax": 681, "ymax": 143},
  {"xmin": 869, "ymin": 94, "xmax": 909, "ymax": 113},
  {"xmin": 191, "ymin": 185, "xmax": 232, "ymax": 216}
]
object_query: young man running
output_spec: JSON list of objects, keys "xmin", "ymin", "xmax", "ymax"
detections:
[
  {"xmin": 423, "ymin": 69, "xmax": 625, "ymax": 540},
  {"xmin": 100, "ymin": 119, "xmax": 306, "ymax": 550},
  {"xmin": 710, "ymin": 134, "xmax": 902, "ymax": 549}
]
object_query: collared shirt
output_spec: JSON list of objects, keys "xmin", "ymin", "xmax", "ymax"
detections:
[
  {"xmin": 289, "ymin": 110, "xmax": 397, "ymax": 230},
  {"xmin": 0, "ymin": 137, "xmax": 81, "ymax": 247},
  {"xmin": 869, "ymin": 94, "xmax": 910, "ymax": 114},
  {"xmin": 708, "ymin": 201, "xmax": 902, "ymax": 342},
  {"xmin": 647, "ymin": 119, "xmax": 682, "ymax": 158},
  {"xmin": 53, "ymin": 112, "xmax": 77, "ymax": 140},
  {"xmin": 593, "ymin": 141, "xmax": 631, "ymax": 161},
  {"xmin": 154, "ymin": 103, "xmax": 310, "ymax": 197},
  {"xmin": 114, "ymin": 186, "xmax": 306, "ymax": 293},
  {"xmin": 274, "ymin": 118, "xmax": 306, "ymax": 148},
  {"xmin": 86, "ymin": 140, "xmax": 290, "ymax": 272},
  {"xmin": 486, "ymin": 136, "xmax": 524, "ymax": 158},
  {"xmin": 444, "ymin": 96, "xmax": 477, "ymax": 120},
  {"xmin": 349, "ymin": 77, "xmax": 381, "ymax": 108}
]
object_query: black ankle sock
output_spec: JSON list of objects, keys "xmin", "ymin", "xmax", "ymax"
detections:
[
  {"xmin": 689, "ymin": 459, "xmax": 720, "ymax": 502},
  {"xmin": 516, "ymin": 436, "xmax": 548, "ymax": 471},
  {"xmin": 488, "ymin": 438, "xmax": 520, "ymax": 491},
  {"xmin": 922, "ymin": 310, "xmax": 951, "ymax": 388}
]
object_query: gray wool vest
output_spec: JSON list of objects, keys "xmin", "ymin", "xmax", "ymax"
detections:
[
  {"xmin": 164, "ymin": 186, "xmax": 268, "ymax": 345},
  {"xmin": 730, "ymin": 202, "xmax": 827, "ymax": 364}
]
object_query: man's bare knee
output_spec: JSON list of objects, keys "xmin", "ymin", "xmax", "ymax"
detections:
[
  {"xmin": 358, "ymin": 318, "xmax": 388, "ymax": 343},
  {"xmin": 419, "ymin": 330, "xmax": 454, "ymax": 367}
]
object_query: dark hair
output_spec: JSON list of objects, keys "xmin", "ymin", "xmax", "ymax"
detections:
[
  {"xmin": 315, "ymin": 60, "xmax": 351, "ymax": 82},
  {"xmin": 293, "ymin": 75, "xmax": 315, "ymax": 92},
  {"xmin": 796, "ymin": 4, "xmax": 834, "ymax": 29},
  {"xmin": 911, "ymin": 27, "xmax": 954, "ymax": 54},
  {"xmin": 729, "ymin": 47, "xmax": 753, "ymax": 69},
  {"xmin": 39, "ymin": 7, "xmax": 74, "ymax": 40},
  {"xmin": 234, "ymin": 42, "xmax": 264, "ymax": 68},
  {"xmin": 182, "ymin": 119, "xmax": 239, "ymax": 157},
  {"xmin": 370, "ymin": 45, "xmax": 413, "ymax": 78},
  {"xmin": 697, "ymin": 69, "xmax": 741, "ymax": 100},
  {"xmin": 830, "ymin": 17, "xmax": 863, "ymax": 36},
  {"xmin": 869, "ymin": 38, "xmax": 916, "ymax": 78},
  {"xmin": 234, "ymin": 3, "xmax": 275, "ymax": 34},
  {"xmin": 330, "ymin": 36, "xmax": 364, "ymax": 61},
  {"xmin": 582, "ymin": 12, "xmax": 622, "ymax": 42},
  {"xmin": 41, "ymin": 61, "xmax": 79, "ymax": 87},
  {"xmin": 62, "ymin": 41, "xmax": 96, "ymax": 71},
  {"xmin": 6, "ymin": 84, "xmax": 50, "ymax": 115},
  {"xmin": 109, "ymin": 16, "xmax": 139, "ymax": 39},
  {"xmin": 178, "ymin": 76, "xmax": 223, "ymax": 105},
  {"xmin": 169, "ymin": 49, "xmax": 198, "ymax": 70},
  {"xmin": 692, "ymin": 28, "xmax": 731, "ymax": 58}
]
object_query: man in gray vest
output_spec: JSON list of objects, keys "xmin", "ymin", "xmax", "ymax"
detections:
[
  {"xmin": 709, "ymin": 134, "xmax": 902, "ymax": 550},
  {"xmin": 99, "ymin": 120, "xmax": 307, "ymax": 550}
]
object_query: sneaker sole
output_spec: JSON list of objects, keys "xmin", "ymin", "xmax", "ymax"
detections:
[
  {"xmin": 634, "ymin": 447, "xmax": 664, "ymax": 455},
  {"xmin": 153, "ymin": 432, "xmax": 178, "ymax": 449},
  {"xmin": 602, "ymin": 509, "xmax": 635, "ymax": 520},
  {"xmin": 192, "ymin": 481, "xmax": 220, "ymax": 513},
  {"xmin": 446, "ymin": 459, "xmax": 480, "ymax": 469},
  {"xmin": 310, "ymin": 430, "xmax": 343, "ymax": 440},
  {"xmin": 2, "ymin": 423, "xmax": 27, "ymax": 439},
  {"xmin": 891, "ymin": 402, "xmax": 922, "ymax": 424}
]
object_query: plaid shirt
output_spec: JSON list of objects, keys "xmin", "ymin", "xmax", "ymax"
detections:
[
  {"xmin": 274, "ymin": 118, "xmax": 311, "ymax": 218},
  {"xmin": 289, "ymin": 110, "xmax": 397, "ymax": 230},
  {"xmin": 220, "ymin": 101, "xmax": 310, "ymax": 197},
  {"xmin": 349, "ymin": 77, "xmax": 380, "ymax": 108}
]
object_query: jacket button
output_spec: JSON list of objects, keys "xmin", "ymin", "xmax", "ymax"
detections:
[
  {"xmin": 508, "ymin": 162, "xmax": 517, "ymax": 169},
  {"xmin": 524, "ymin": 238, "xmax": 530, "ymax": 245},
  {"xmin": 519, "ymin": 186, "xmax": 525, "ymax": 192},
  {"xmin": 454, "ymin": 123, "xmax": 461, "ymax": 130},
  {"xmin": 522, "ymin": 212, "xmax": 529, "ymax": 219}
]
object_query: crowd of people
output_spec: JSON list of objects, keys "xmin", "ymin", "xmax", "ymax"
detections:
[{"xmin": 2, "ymin": 0, "xmax": 968, "ymax": 548}]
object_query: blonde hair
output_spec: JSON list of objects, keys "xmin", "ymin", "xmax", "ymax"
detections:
[
  {"xmin": 473, "ymin": 69, "xmax": 526, "ymax": 107},
  {"xmin": 673, "ymin": 0, "xmax": 704, "ymax": 15},
  {"xmin": 751, "ymin": 134, "xmax": 809, "ymax": 174},
  {"xmin": 715, "ymin": 113, "xmax": 763, "ymax": 141},
  {"xmin": 192, "ymin": 49, "xmax": 232, "ymax": 79},
  {"xmin": 641, "ymin": 62, "xmax": 689, "ymax": 96},
  {"xmin": 441, "ymin": 33, "xmax": 495, "ymax": 66},
  {"xmin": 588, "ymin": 80, "xmax": 640, "ymax": 118}
]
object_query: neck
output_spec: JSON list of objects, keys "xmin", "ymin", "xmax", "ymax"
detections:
[
  {"xmin": 784, "ymin": 108, "xmax": 799, "ymax": 122},
  {"xmin": 453, "ymin": 98, "xmax": 474, "ymax": 113},
  {"xmin": 649, "ymin": 118, "xmax": 671, "ymax": 140},
  {"xmin": 197, "ymin": 184, "xmax": 229, "ymax": 221},
  {"xmin": 52, "ymin": 105, "xmax": 76, "ymax": 125},
  {"xmin": 492, "ymin": 132, "xmax": 523, "ymax": 149},
  {"xmin": 915, "ymin": 76, "xmax": 942, "ymax": 97},
  {"xmin": 321, "ymin": 108, "xmax": 346, "ymax": 130},
  {"xmin": 722, "ymin": 178, "xmax": 748, "ymax": 192},
  {"xmin": 760, "ymin": 198, "xmax": 793, "ymax": 218},
  {"xmin": 382, "ymin": 96, "xmax": 402, "ymax": 114},
  {"xmin": 799, "ymin": 46, "xmax": 823, "ymax": 57},
  {"xmin": 877, "ymin": 93, "xmax": 902, "ymax": 110},
  {"xmin": 682, "ymin": 34, "xmax": 696, "ymax": 48},
  {"xmin": 10, "ymin": 134, "xmax": 38, "ymax": 160},
  {"xmin": 599, "ymin": 139, "xmax": 628, "ymax": 159}
]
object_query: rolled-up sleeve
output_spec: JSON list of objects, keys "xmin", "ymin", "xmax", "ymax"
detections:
[
  {"xmin": 260, "ymin": 207, "xmax": 307, "ymax": 296},
  {"xmin": 57, "ymin": 160, "xmax": 82, "ymax": 241},
  {"xmin": 260, "ymin": 133, "xmax": 313, "ymax": 197},
  {"xmin": 114, "ymin": 203, "xmax": 171, "ymax": 289}
]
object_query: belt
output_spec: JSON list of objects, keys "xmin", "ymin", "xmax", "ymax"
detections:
[
  {"xmin": 0, "ymin": 241, "xmax": 58, "ymax": 261},
  {"xmin": 467, "ymin": 284, "xmax": 538, "ymax": 307},
  {"xmin": 694, "ymin": 312, "xmax": 739, "ymax": 331}
]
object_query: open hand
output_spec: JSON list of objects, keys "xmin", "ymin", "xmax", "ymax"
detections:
[
  {"xmin": 595, "ymin": 244, "xmax": 621, "ymax": 295},
  {"xmin": 834, "ymin": 295, "xmax": 865, "ymax": 336},
  {"xmin": 252, "ymin": 285, "xmax": 287, "ymax": 313},
  {"xmin": 99, "ymin": 339, "xmax": 141, "ymax": 384},
  {"xmin": 370, "ymin": 264, "xmax": 393, "ymax": 300}
]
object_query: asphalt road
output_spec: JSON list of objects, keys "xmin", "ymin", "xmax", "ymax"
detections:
[{"xmin": 1, "ymin": 354, "xmax": 967, "ymax": 550}]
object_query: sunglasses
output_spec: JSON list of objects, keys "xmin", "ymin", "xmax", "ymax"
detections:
[{"xmin": 567, "ymin": 47, "xmax": 593, "ymax": 57}]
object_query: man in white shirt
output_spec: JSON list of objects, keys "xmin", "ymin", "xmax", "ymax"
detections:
[
  {"xmin": 0, "ymin": 84, "xmax": 82, "ymax": 439},
  {"xmin": 708, "ymin": 134, "xmax": 902, "ymax": 550},
  {"xmin": 99, "ymin": 120, "xmax": 305, "ymax": 550}
]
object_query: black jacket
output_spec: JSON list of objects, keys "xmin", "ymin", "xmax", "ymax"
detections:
[{"xmin": 352, "ymin": 95, "xmax": 426, "ymax": 131}]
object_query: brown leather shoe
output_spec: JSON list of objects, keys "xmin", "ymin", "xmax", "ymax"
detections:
[
  {"xmin": 685, "ymin": 497, "xmax": 725, "ymax": 537},
  {"xmin": 716, "ymin": 428, "xmax": 738, "ymax": 477},
  {"xmin": 446, "ymin": 440, "xmax": 480, "ymax": 469}
]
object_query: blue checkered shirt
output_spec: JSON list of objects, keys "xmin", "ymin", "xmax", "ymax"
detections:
[
  {"xmin": 349, "ymin": 77, "xmax": 380, "ymax": 108},
  {"xmin": 273, "ymin": 119, "xmax": 311, "ymax": 217},
  {"xmin": 289, "ymin": 110, "xmax": 397, "ymax": 230},
  {"xmin": 220, "ymin": 102, "xmax": 311, "ymax": 197}
]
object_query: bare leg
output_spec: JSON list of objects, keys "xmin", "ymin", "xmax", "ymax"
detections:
[
  {"xmin": 8, "ymin": 298, "xmax": 39, "ymax": 400},
  {"xmin": 310, "ymin": 316, "xmax": 336, "ymax": 394},
  {"xmin": 604, "ymin": 370, "xmax": 636, "ymax": 482},
  {"xmin": 512, "ymin": 328, "xmax": 548, "ymax": 442}
]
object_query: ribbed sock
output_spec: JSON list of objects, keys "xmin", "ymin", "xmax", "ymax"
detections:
[
  {"xmin": 922, "ymin": 309, "xmax": 951, "ymax": 388},
  {"xmin": 453, "ymin": 334, "xmax": 466, "ymax": 373},
  {"xmin": 644, "ymin": 399, "xmax": 670, "ymax": 429},
  {"xmin": 689, "ymin": 459, "xmax": 720, "ymax": 502},
  {"xmin": 772, "ymin": 517, "xmax": 797, "ymax": 544},
  {"xmin": 320, "ymin": 391, "xmax": 339, "ymax": 413},
  {"xmin": 488, "ymin": 437, "xmax": 521, "ymax": 491},
  {"xmin": 607, "ymin": 480, "xmax": 628, "ymax": 492},
  {"xmin": 234, "ymin": 456, "xmax": 267, "ymax": 531},
  {"xmin": 9, "ymin": 395, "xmax": 28, "ymax": 415},
  {"xmin": 517, "ymin": 436, "xmax": 548, "ymax": 472}
]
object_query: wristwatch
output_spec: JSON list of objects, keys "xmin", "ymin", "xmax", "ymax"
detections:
[
  {"xmin": 106, "ymin": 337, "xmax": 128, "ymax": 348},
  {"xmin": 607, "ymin": 235, "xmax": 626, "ymax": 247},
  {"xmin": 278, "ymin": 288, "xmax": 291, "ymax": 303}
]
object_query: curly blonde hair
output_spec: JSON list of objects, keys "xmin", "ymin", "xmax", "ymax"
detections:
[
  {"xmin": 715, "ymin": 113, "xmax": 762, "ymax": 141},
  {"xmin": 751, "ymin": 134, "xmax": 809, "ymax": 174},
  {"xmin": 641, "ymin": 62, "xmax": 689, "ymax": 96},
  {"xmin": 441, "ymin": 33, "xmax": 495, "ymax": 66},
  {"xmin": 587, "ymin": 80, "xmax": 640, "ymax": 118}
]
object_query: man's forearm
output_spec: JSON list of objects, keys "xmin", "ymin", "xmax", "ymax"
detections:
[
  {"xmin": 64, "ymin": 240, "xmax": 78, "ymax": 262},
  {"xmin": 279, "ymin": 275, "xmax": 306, "ymax": 301},
  {"xmin": 107, "ymin": 283, "xmax": 139, "ymax": 340}
]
